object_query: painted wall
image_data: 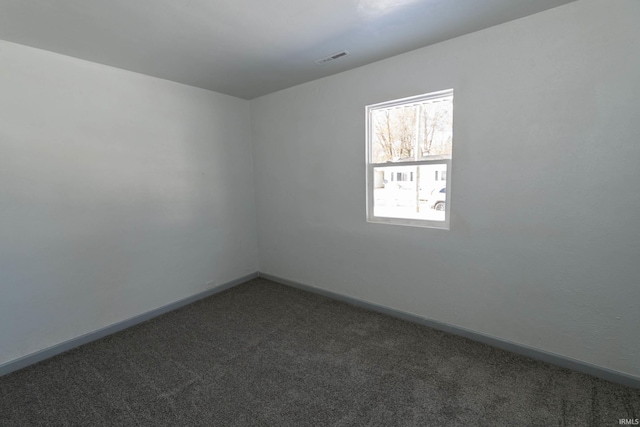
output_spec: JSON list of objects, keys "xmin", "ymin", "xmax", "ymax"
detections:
[
  {"xmin": 0, "ymin": 40, "xmax": 258, "ymax": 365},
  {"xmin": 251, "ymin": 0, "xmax": 640, "ymax": 377}
]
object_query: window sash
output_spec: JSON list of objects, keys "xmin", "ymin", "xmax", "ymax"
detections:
[
  {"xmin": 369, "ymin": 158, "xmax": 451, "ymax": 168},
  {"xmin": 366, "ymin": 159, "xmax": 451, "ymax": 229}
]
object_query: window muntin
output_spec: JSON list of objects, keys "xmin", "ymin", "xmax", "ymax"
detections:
[{"xmin": 366, "ymin": 90, "xmax": 453, "ymax": 229}]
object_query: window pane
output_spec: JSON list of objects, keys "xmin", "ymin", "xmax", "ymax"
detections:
[
  {"xmin": 372, "ymin": 164, "xmax": 447, "ymax": 221},
  {"xmin": 370, "ymin": 97, "xmax": 453, "ymax": 163}
]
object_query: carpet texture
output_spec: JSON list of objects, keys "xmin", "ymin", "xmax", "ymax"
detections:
[{"xmin": 1, "ymin": 278, "xmax": 639, "ymax": 426}]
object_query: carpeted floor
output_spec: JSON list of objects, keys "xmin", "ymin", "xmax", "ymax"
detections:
[{"xmin": 1, "ymin": 278, "xmax": 639, "ymax": 426}]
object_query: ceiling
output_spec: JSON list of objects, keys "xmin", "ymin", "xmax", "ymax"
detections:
[{"xmin": 0, "ymin": 0, "xmax": 577, "ymax": 99}]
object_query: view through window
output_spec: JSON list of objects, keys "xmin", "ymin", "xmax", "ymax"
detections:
[{"xmin": 366, "ymin": 89, "xmax": 453, "ymax": 228}]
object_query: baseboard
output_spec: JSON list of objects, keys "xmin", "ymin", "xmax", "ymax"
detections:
[
  {"xmin": 259, "ymin": 272, "xmax": 640, "ymax": 390},
  {"xmin": 0, "ymin": 272, "xmax": 259, "ymax": 377},
  {"xmin": 5, "ymin": 271, "xmax": 638, "ymax": 389}
]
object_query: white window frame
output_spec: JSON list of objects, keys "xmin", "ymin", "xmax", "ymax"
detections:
[{"xmin": 366, "ymin": 89, "xmax": 453, "ymax": 229}]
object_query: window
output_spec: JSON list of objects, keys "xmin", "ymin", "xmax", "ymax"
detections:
[{"xmin": 366, "ymin": 89, "xmax": 453, "ymax": 229}]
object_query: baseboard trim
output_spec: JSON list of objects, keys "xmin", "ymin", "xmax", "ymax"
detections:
[
  {"xmin": 0, "ymin": 272, "xmax": 259, "ymax": 377},
  {"xmin": 4, "ymin": 271, "xmax": 638, "ymax": 389},
  {"xmin": 259, "ymin": 272, "xmax": 640, "ymax": 390}
]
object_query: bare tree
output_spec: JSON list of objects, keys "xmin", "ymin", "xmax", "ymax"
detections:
[
  {"xmin": 373, "ymin": 110, "xmax": 394, "ymax": 161},
  {"xmin": 373, "ymin": 100, "xmax": 452, "ymax": 163},
  {"xmin": 421, "ymin": 102, "xmax": 452, "ymax": 157},
  {"xmin": 372, "ymin": 106, "xmax": 421, "ymax": 162}
]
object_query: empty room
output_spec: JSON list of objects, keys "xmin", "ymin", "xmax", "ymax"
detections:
[{"xmin": 1, "ymin": 0, "xmax": 639, "ymax": 425}]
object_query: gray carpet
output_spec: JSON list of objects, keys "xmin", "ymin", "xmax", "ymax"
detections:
[{"xmin": 1, "ymin": 278, "xmax": 638, "ymax": 426}]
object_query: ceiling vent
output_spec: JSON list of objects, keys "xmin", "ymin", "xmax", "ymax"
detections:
[{"xmin": 314, "ymin": 50, "xmax": 350, "ymax": 64}]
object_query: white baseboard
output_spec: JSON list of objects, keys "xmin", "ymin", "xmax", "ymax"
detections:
[
  {"xmin": 260, "ymin": 272, "xmax": 640, "ymax": 390},
  {"xmin": 0, "ymin": 272, "xmax": 259, "ymax": 377}
]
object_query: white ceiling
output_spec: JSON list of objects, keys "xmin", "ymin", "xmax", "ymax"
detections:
[{"xmin": 0, "ymin": 0, "xmax": 577, "ymax": 99}]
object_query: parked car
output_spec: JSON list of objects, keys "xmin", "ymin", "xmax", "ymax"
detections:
[{"xmin": 426, "ymin": 187, "xmax": 446, "ymax": 211}]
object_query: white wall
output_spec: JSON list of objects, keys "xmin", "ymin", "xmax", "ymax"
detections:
[
  {"xmin": 0, "ymin": 40, "xmax": 258, "ymax": 365},
  {"xmin": 251, "ymin": 0, "xmax": 640, "ymax": 377}
]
